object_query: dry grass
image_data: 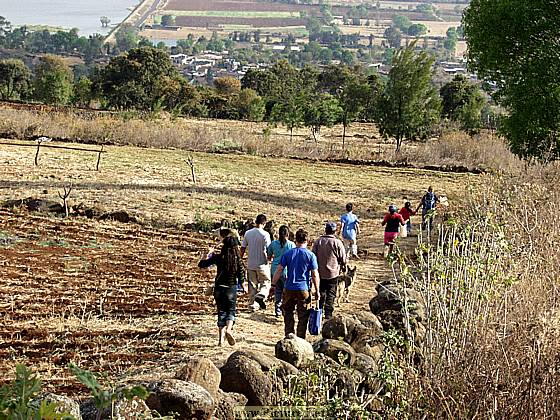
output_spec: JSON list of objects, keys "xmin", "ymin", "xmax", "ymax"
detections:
[
  {"xmin": 0, "ymin": 138, "xmax": 473, "ymax": 394},
  {"xmin": 0, "ymin": 107, "xmax": 518, "ymax": 174},
  {"xmin": 399, "ymin": 170, "xmax": 560, "ymax": 418}
]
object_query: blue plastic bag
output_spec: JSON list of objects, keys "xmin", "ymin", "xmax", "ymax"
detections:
[{"xmin": 308, "ymin": 304, "xmax": 322, "ymax": 336}]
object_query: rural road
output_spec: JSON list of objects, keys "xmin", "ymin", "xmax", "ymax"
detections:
[{"xmin": 104, "ymin": 0, "xmax": 162, "ymax": 44}]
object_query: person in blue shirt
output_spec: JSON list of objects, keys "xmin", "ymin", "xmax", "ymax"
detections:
[
  {"xmin": 271, "ymin": 229, "xmax": 320, "ymax": 339},
  {"xmin": 340, "ymin": 203, "xmax": 360, "ymax": 259},
  {"xmin": 267, "ymin": 225, "xmax": 295, "ymax": 317}
]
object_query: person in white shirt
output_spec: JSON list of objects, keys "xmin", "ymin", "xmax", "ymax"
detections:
[{"xmin": 241, "ymin": 214, "xmax": 272, "ymax": 311}]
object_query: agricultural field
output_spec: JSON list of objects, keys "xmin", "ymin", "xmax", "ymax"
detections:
[
  {"xmin": 142, "ymin": 0, "xmax": 464, "ymax": 41},
  {"xmin": 0, "ymin": 139, "xmax": 476, "ymax": 393}
]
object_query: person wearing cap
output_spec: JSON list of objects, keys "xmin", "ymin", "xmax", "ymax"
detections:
[
  {"xmin": 312, "ymin": 222, "xmax": 347, "ymax": 320},
  {"xmin": 382, "ymin": 205, "xmax": 405, "ymax": 256}
]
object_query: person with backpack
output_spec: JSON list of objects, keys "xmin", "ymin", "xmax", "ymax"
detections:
[
  {"xmin": 340, "ymin": 203, "xmax": 360, "ymax": 259},
  {"xmin": 416, "ymin": 186, "xmax": 439, "ymax": 231},
  {"xmin": 267, "ymin": 225, "xmax": 295, "ymax": 317},
  {"xmin": 382, "ymin": 204, "xmax": 405, "ymax": 256},
  {"xmin": 198, "ymin": 236, "xmax": 246, "ymax": 347},
  {"xmin": 271, "ymin": 229, "xmax": 320, "ymax": 339}
]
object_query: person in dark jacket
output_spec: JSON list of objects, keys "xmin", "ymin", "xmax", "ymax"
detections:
[
  {"xmin": 382, "ymin": 204, "xmax": 405, "ymax": 257},
  {"xmin": 199, "ymin": 236, "xmax": 246, "ymax": 346}
]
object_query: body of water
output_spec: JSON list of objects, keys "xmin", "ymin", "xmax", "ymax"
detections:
[{"xmin": 0, "ymin": 0, "xmax": 138, "ymax": 36}]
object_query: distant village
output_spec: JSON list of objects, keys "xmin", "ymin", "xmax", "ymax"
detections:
[{"xmin": 169, "ymin": 49, "xmax": 470, "ymax": 85}]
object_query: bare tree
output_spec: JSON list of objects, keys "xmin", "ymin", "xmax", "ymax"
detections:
[
  {"xmin": 34, "ymin": 136, "xmax": 51, "ymax": 166},
  {"xmin": 58, "ymin": 185, "xmax": 73, "ymax": 217},
  {"xmin": 186, "ymin": 156, "xmax": 196, "ymax": 184}
]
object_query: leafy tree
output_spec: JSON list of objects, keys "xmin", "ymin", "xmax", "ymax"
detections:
[
  {"xmin": 71, "ymin": 76, "xmax": 93, "ymax": 107},
  {"xmin": 270, "ymin": 94, "xmax": 306, "ymax": 141},
  {"xmin": 440, "ymin": 75, "xmax": 486, "ymax": 134},
  {"xmin": 214, "ymin": 76, "xmax": 241, "ymax": 95},
  {"xmin": 161, "ymin": 15, "xmax": 176, "ymax": 27},
  {"xmin": 235, "ymin": 88, "xmax": 265, "ymax": 121},
  {"xmin": 444, "ymin": 27, "xmax": 458, "ymax": 54},
  {"xmin": 0, "ymin": 16, "xmax": 11, "ymax": 45},
  {"xmin": 407, "ymin": 23, "xmax": 427, "ymax": 37},
  {"xmin": 384, "ymin": 26, "xmax": 401, "ymax": 49},
  {"xmin": 377, "ymin": 43, "xmax": 441, "ymax": 151},
  {"xmin": 392, "ymin": 15, "xmax": 411, "ymax": 32},
  {"xmin": 115, "ymin": 25, "xmax": 139, "ymax": 52},
  {"xmin": 0, "ymin": 59, "xmax": 32, "ymax": 100},
  {"xmin": 338, "ymin": 74, "xmax": 370, "ymax": 149},
  {"xmin": 304, "ymin": 93, "xmax": 342, "ymax": 142},
  {"xmin": 464, "ymin": 0, "xmax": 560, "ymax": 161},
  {"xmin": 95, "ymin": 46, "xmax": 195, "ymax": 112},
  {"xmin": 33, "ymin": 55, "xmax": 73, "ymax": 105}
]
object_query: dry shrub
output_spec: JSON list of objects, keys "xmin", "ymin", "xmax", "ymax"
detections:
[
  {"xmin": 408, "ymin": 170, "xmax": 560, "ymax": 418},
  {"xmin": 402, "ymin": 130, "xmax": 524, "ymax": 173}
]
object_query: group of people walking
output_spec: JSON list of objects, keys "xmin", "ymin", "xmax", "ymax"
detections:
[{"xmin": 198, "ymin": 187, "xmax": 442, "ymax": 346}]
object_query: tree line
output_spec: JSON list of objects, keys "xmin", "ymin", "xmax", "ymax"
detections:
[{"xmin": 0, "ymin": 44, "xmax": 487, "ymax": 151}]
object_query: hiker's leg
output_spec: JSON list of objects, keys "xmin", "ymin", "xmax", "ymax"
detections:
[
  {"xmin": 256, "ymin": 268, "xmax": 271, "ymax": 301},
  {"xmin": 324, "ymin": 278, "xmax": 338, "ymax": 319},
  {"xmin": 275, "ymin": 277, "xmax": 284, "ymax": 316},
  {"xmin": 223, "ymin": 286, "xmax": 237, "ymax": 326},
  {"xmin": 247, "ymin": 270, "xmax": 257, "ymax": 306},
  {"xmin": 296, "ymin": 291, "xmax": 311, "ymax": 339},
  {"xmin": 351, "ymin": 240, "xmax": 358, "ymax": 257},
  {"xmin": 319, "ymin": 279, "xmax": 327, "ymax": 310},
  {"xmin": 214, "ymin": 288, "xmax": 227, "ymax": 345},
  {"xmin": 407, "ymin": 220, "xmax": 412, "ymax": 234},
  {"xmin": 282, "ymin": 290, "xmax": 297, "ymax": 337}
]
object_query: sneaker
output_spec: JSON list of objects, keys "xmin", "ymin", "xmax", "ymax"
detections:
[
  {"xmin": 250, "ymin": 302, "xmax": 260, "ymax": 312},
  {"xmin": 255, "ymin": 295, "xmax": 266, "ymax": 310}
]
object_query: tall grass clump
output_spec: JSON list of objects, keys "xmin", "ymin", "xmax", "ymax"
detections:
[{"xmin": 398, "ymin": 173, "xmax": 560, "ymax": 418}]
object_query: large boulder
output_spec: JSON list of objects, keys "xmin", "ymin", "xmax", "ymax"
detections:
[
  {"xmin": 214, "ymin": 389, "xmax": 248, "ymax": 420},
  {"xmin": 321, "ymin": 315, "xmax": 358, "ymax": 342},
  {"xmin": 113, "ymin": 398, "xmax": 153, "ymax": 419},
  {"xmin": 322, "ymin": 313, "xmax": 383, "ymax": 345},
  {"xmin": 80, "ymin": 397, "xmax": 152, "ymax": 420},
  {"xmin": 219, "ymin": 351, "xmax": 288, "ymax": 406},
  {"xmin": 313, "ymin": 339, "xmax": 356, "ymax": 366},
  {"xmin": 275, "ymin": 334, "xmax": 314, "ymax": 368},
  {"xmin": 31, "ymin": 393, "xmax": 81, "ymax": 419},
  {"xmin": 369, "ymin": 281, "xmax": 427, "ymax": 347},
  {"xmin": 145, "ymin": 379, "xmax": 215, "ymax": 420},
  {"xmin": 175, "ymin": 357, "xmax": 221, "ymax": 400}
]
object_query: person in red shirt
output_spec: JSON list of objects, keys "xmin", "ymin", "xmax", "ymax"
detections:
[
  {"xmin": 382, "ymin": 204, "xmax": 405, "ymax": 256},
  {"xmin": 399, "ymin": 201, "xmax": 416, "ymax": 235}
]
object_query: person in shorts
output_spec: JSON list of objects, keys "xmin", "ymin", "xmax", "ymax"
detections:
[
  {"xmin": 340, "ymin": 203, "xmax": 360, "ymax": 259},
  {"xmin": 241, "ymin": 214, "xmax": 272, "ymax": 311}
]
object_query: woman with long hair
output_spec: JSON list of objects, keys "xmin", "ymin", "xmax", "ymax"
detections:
[
  {"xmin": 199, "ymin": 236, "xmax": 246, "ymax": 346},
  {"xmin": 267, "ymin": 225, "xmax": 295, "ymax": 317}
]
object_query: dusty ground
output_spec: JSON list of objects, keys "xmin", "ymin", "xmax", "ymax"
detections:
[{"xmin": 0, "ymin": 141, "xmax": 476, "ymax": 394}]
